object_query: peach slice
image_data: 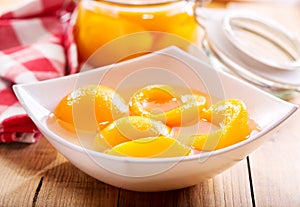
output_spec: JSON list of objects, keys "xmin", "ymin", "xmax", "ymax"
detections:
[
  {"xmin": 54, "ymin": 85, "xmax": 127, "ymax": 132},
  {"xmin": 190, "ymin": 99, "xmax": 251, "ymax": 151},
  {"xmin": 129, "ymin": 85, "xmax": 208, "ymax": 127},
  {"xmin": 105, "ymin": 136, "xmax": 191, "ymax": 158},
  {"xmin": 99, "ymin": 116, "xmax": 171, "ymax": 147}
]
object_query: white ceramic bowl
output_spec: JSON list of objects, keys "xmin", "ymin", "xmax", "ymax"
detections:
[{"xmin": 13, "ymin": 47, "xmax": 297, "ymax": 192}]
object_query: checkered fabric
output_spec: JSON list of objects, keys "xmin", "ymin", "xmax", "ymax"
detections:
[{"xmin": 0, "ymin": 0, "xmax": 77, "ymax": 143}]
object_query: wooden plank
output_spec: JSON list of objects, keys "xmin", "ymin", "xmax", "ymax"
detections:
[
  {"xmin": 249, "ymin": 98, "xmax": 300, "ymax": 207},
  {"xmin": 118, "ymin": 160, "xmax": 252, "ymax": 207},
  {"xmin": 0, "ymin": 137, "xmax": 55, "ymax": 206},
  {"xmin": 0, "ymin": 137, "xmax": 120, "ymax": 206},
  {"xmin": 35, "ymin": 154, "xmax": 119, "ymax": 207}
]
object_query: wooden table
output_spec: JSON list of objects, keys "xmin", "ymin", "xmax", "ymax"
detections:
[{"xmin": 1, "ymin": 2, "xmax": 300, "ymax": 206}]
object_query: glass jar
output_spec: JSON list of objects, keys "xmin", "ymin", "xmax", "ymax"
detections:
[{"xmin": 73, "ymin": 0, "xmax": 207, "ymax": 66}]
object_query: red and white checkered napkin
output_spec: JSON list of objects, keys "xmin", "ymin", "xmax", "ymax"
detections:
[{"xmin": 0, "ymin": 0, "xmax": 77, "ymax": 143}]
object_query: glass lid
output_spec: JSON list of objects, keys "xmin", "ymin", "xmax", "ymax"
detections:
[
  {"xmin": 223, "ymin": 13, "xmax": 300, "ymax": 71},
  {"xmin": 200, "ymin": 9, "xmax": 300, "ymax": 98}
]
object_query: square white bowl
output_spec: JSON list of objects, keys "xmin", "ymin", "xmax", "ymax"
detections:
[{"xmin": 13, "ymin": 47, "xmax": 297, "ymax": 192}]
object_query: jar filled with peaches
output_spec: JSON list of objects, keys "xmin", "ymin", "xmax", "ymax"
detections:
[{"xmin": 73, "ymin": 0, "xmax": 209, "ymax": 66}]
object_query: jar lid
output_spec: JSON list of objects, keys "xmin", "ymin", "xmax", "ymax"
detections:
[
  {"xmin": 200, "ymin": 9, "xmax": 300, "ymax": 97},
  {"xmin": 223, "ymin": 13, "xmax": 300, "ymax": 71}
]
